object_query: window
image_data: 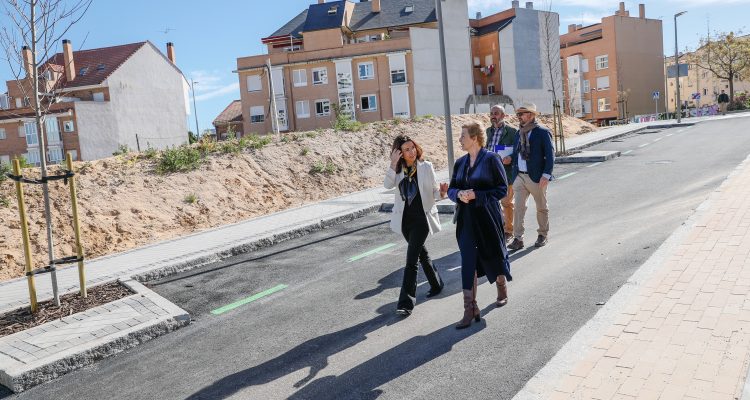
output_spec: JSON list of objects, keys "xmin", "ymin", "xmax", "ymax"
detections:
[
  {"xmin": 360, "ymin": 95, "xmax": 377, "ymax": 112},
  {"xmin": 582, "ymin": 79, "xmax": 590, "ymax": 93},
  {"xmin": 581, "ymin": 59, "xmax": 589, "ymax": 73},
  {"xmin": 487, "ymin": 84, "xmax": 495, "ymax": 95},
  {"xmin": 93, "ymin": 92, "xmax": 105, "ymax": 102},
  {"xmin": 485, "ymin": 55, "xmax": 492, "ymax": 66},
  {"xmin": 328, "ymin": 5, "xmax": 338, "ymax": 15},
  {"xmin": 67, "ymin": 150, "xmax": 78, "ymax": 161},
  {"xmin": 315, "ymin": 99, "xmax": 330, "ymax": 116},
  {"xmin": 48, "ymin": 147, "xmax": 63, "ymax": 164},
  {"xmin": 250, "ymin": 106, "xmax": 265, "ymax": 123},
  {"xmin": 312, "ymin": 68, "xmax": 328, "ymax": 85},
  {"xmin": 703, "ymin": 88, "xmax": 708, "ymax": 96},
  {"xmin": 0, "ymin": 128, "xmax": 5, "ymax": 140},
  {"xmin": 358, "ymin": 62, "xmax": 374, "ymax": 80},
  {"xmin": 45, "ymin": 117, "xmax": 60, "ymax": 143},
  {"xmin": 63, "ymin": 120, "xmax": 75, "ymax": 132},
  {"xmin": 293, "ymin": 69, "xmax": 307, "ymax": 87},
  {"xmin": 391, "ymin": 69, "xmax": 406, "ymax": 84},
  {"xmin": 473, "ymin": 57, "xmax": 480, "ymax": 67},
  {"xmin": 15, "ymin": 98, "xmax": 22, "ymax": 108},
  {"xmin": 79, "ymin": 67, "xmax": 88, "ymax": 76},
  {"xmin": 25, "ymin": 151, "xmax": 40, "ymax": 166},
  {"xmin": 595, "ymin": 55, "xmax": 608, "ymax": 70},
  {"xmin": 404, "ymin": 5, "xmax": 414, "ymax": 13},
  {"xmin": 25, "ymin": 122, "xmax": 38, "ymax": 146},
  {"xmin": 23, "ymin": 97, "xmax": 30, "ymax": 107},
  {"xmin": 583, "ymin": 100, "xmax": 591, "ymax": 114},
  {"xmin": 296, "ymin": 100, "xmax": 310, "ymax": 118},
  {"xmin": 596, "ymin": 76, "xmax": 610, "ymax": 90},
  {"xmin": 0, "ymin": 94, "xmax": 7, "ymax": 110},
  {"xmin": 246, "ymin": 75, "xmax": 262, "ymax": 92},
  {"xmin": 597, "ymin": 97, "xmax": 611, "ymax": 112},
  {"xmin": 96, "ymin": 63, "xmax": 105, "ymax": 71}
]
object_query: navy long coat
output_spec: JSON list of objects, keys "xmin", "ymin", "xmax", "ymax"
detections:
[{"xmin": 448, "ymin": 148, "xmax": 512, "ymax": 284}]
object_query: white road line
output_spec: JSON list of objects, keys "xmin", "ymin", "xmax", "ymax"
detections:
[
  {"xmin": 665, "ymin": 133, "xmax": 674, "ymax": 137},
  {"xmin": 587, "ymin": 162, "xmax": 603, "ymax": 168},
  {"xmin": 557, "ymin": 172, "xmax": 577, "ymax": 180},
  {"xmin": 653, "ymin": 137, "xmax": 663, "ymax": 142},
  {"xmin": 638, "ymin": 143, "xmax": 649, "ymax": 148},
  {"xmin": 448, "ymin": 266, "xmax": 462, "ymax": 271},
  {"xmin": 622, "ymin": 150, "xmax": 634, "ymax": 154},
  {"xmin": 417, "ymin": 281, "xmax": 428, "ymax": 287}
]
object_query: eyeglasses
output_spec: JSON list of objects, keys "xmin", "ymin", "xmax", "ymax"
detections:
[{"xmin": 516, "ymin": 112, "xmax": 530, "ymax": 117}]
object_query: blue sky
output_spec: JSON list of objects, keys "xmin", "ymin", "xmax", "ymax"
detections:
[{"xmin": 1, "ymin": 0, "xmax": 748, "ymax": 134}]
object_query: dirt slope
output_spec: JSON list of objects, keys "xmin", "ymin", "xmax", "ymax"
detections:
[{"xmin": 0, "ymin": 113, "xmax": 595, "ymax": 281}]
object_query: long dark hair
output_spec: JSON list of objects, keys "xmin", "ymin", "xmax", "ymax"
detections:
[{"xmin": 391, "ymin": 135, "xmax": 424, "ymax": 173}]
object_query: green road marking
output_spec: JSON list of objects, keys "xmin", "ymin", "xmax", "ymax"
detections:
[
  {"xmin": 347, "ymin": 243, "xmax": 396, "ymax": 262},
  {"xmin": 622, "ymin": 150, "xmax": 634, "ymax": 154},
  {"xmin": 557, "ymin": 172, "xmax": 577, "ymax": 180},
  {"xmin": 211, "ymin": 284, "xmax": 288, "ymax": 315}
]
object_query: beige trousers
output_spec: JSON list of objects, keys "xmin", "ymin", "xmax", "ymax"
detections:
[
  {"xmin": 512, "ymin": 173, "xmax": 549, "ymax": 240},
  {"xmin": 501, "ymin": 185, "xmax": 514, "ymax": 235},
  {"xmin": 719, "ymin": 103, "xmax": 728, "ymax": 115}
]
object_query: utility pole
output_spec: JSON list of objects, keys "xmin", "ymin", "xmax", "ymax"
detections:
[
  {"xmin": 674, "ymin": 11, "xmax": 687, "ymax": 123},
  {"xmin": 191, "ymin": 79, "xmax": 200, "ymax": 137},
  {"xmin": 266, "ymin": 59, "xmax": 280, "ymax": 137},
  {"xmin": 436, "ymin": 0, "xmax": 455, "ymax": 176}
]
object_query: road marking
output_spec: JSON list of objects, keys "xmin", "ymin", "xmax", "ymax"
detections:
[
  {"xmin": 638, "ymin": 143, "xmax": 649, "ymax": 148},
  {"xmin": 441, "ymin": 221, "xmax": 454, "ymax": 229},
  {"xmin": 665, "ymin": 133, "xmax": 674, "ymax": 137},
  {"xmin": 653, "ymin": 137, "xmax": 663, "ymax": 142},
  {"xmin": 211, "ymin": 284, "xmax": 288, "ymax": 315},
  {"xmin": 557, "ymin": 172, "xmax": 577, "ymax": 180},
  {"xmin": 448, "ymin": 266, "xmax": 462, "ymax": 271},
  {"xmin": 587, "ymin": 162, "xmax": 603, "ymax": 168},
  {"xmin": 622, "ymin": 150, "xmax": 634, "ymax": 154},
  {"xmin": 417, "ymin": 281, "xmax": 428, "ymax": 287},
  {"xmin": 347, "ymin": 243, "xmax": 396, "ymax": 262}
]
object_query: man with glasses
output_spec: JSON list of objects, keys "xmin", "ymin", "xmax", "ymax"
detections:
[
  {"xmin": 508, "ymin": 103, "xmax": 554, "ymax": 250},
  {"xmin": 485, "ymin": 105, "xmax": 518, "ymax": 242}
]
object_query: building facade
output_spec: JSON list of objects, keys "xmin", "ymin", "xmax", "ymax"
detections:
[
  {"xmin": 233, "ymin": 0, "xmax": 472, "ymax": 135},
  {"xmin": 0, "ymin": 40, "xmax": 189, "ymax": 165},
  {"xmin": 560, "ymin": 2, "xmax": 663, "ymax": 125}
]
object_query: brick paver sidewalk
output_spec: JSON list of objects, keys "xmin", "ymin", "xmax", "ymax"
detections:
[{"xmin": 541, "ymin": 155, "xmax": 750, "ymax": 399}]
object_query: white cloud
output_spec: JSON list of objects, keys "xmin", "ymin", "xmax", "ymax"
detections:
[
  {"xmin": 561, "ymin": 12, "xmax": 606, "ymax": 25},
  {"xmin": 194, "ymin": 82, "xmax": 240, "ymax": 102},
  {"xmin": 667, "ymin": 0, "xmax": 750, "ymax": 5}
]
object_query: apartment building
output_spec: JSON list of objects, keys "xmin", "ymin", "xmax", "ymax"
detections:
[
  {"xmin": 469, "ymin": 1, "xmax": 562, "ymax": 114},
  {"xmin": 560, "ymin": 2, "xmax": 663, "ymax": 125},
  {"xmin": 0, "ymin": 40, "xmax": 189, "ymax": 165},
  {"xmin": 233, "ymin": 0, "xmax": 472, "ymax": 134}
]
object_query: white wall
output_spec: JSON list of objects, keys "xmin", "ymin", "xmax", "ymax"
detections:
[
  {"xmin": 83, "ymin": 43, "xmax": 188, "ymax": 157},
  {"xmin": 409, "ymin": 0, "xmax": 473, "ymax": 116},
  {"xmin": 499, "ymin": 7, "xmax": 562, "ymax": 114}
]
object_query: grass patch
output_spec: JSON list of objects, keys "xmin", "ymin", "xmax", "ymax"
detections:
[
  {"xmin": 0, "ymin": 195, "xmax": 9, "ymax": 208},
  {"xmin": 219, "ymin": 140, "xmax": 241, "ymax": 154},
  {"xmin": 183, "ymin": 193, "xmax": 197, "ymax": 204},
  {"xmin": 112, "ymin": 144, "xmax": 131, "ymax": 156},
  {"xmin": 300, "ymin": 147, "xmax": 309, "ymax": 156},
  {"xmin": 157, "ymin": 145, "xmax": 202, "ymax": 174},
  {"xmin": 141, "ymin": 146, "xmax": 158, "ymax": 160},
  {"xmin": 310, "ymin": 160, "xmax": 338, "ymax": 175},
  {"xmin": 246, "ymin": 134, "xmax": 272, "ymax": 150},
  {"xmin": 0, "ymin": 162, "xmax": 10, "ymax": 184}
]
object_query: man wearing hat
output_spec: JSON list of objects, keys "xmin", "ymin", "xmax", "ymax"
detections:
[
  {"xmin": 508, "ymin": 102, "xmax": 555, "ymax": 250},
  {"xmin": 485, "ymin": 104, "xmax": 519, "ymax": 242}
]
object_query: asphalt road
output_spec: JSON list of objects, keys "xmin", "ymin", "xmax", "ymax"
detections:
[{"xmin": 5, "ymin": 116, "xmax": 750, "ymax": 400}]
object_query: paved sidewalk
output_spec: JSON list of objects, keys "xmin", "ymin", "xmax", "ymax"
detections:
[{"xmin": 514, "ymin": 152, "xmax": 750, "ymax": 399}]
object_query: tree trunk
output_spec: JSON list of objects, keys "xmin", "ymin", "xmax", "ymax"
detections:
[{"xmin": 729, "ymin": 72, "xmax": 735, "ymax": 102}]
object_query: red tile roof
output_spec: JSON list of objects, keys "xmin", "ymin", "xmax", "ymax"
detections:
[
  {"xmin": 213, "ymin": 100, "xmax": 243, "ymax": 125},
  {"xmin": 44, "ymin": 42, "xmax": 147, "ymax": 88}
]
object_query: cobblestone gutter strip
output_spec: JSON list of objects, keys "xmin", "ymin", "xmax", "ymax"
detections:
[
  {"xmin": 0, "ymin": 278, "xmax": 189, "ymax": 393},
  {"xmin": 133, "ymin": 203, "xmax": 382, "ymax": 282}
]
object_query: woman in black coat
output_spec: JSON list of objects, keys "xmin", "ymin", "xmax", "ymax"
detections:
[{"xmin": 448, "ymin": 122, "xmax": 512, "ymax": 329}]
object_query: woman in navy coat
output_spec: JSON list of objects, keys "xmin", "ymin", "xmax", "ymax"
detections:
[{"xmin": 448, "ymin": 122, "xmax": 512, "ymax": 329}]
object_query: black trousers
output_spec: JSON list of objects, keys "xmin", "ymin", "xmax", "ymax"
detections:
[{"xmin": 397, "ymin": 213, "xmax": 443, "ymax": 310}]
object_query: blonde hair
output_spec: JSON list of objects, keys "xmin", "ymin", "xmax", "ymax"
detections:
[{"xmin": 462, "ymin": 123, "xmax": 485, "ymax": 148}]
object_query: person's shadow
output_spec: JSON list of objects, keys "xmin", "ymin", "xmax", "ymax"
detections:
[
  {"xmin": 353, "ymin": 253, "xmax": 462, "ymax": 300},
  {"xmin": 185, "ymin": 310, "xmax": 486, "ymax": 400},
  {"xmin": 0, "ymin": 384, "xmax": 11, "ymax": 398}
]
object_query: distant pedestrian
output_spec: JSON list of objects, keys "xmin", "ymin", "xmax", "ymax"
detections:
[
  {"xmin": 385, "ymin": 135, "xmax": 447, "ymax": 316},
  {"xmin": 448, "ymin": 123, "xmax": 512, "ymax": 329},
  {"xmin": 485, "ymin": 105, "xmax": 519, "ymax": 243},
  {"xmin": 718, "ymin": 90, "xmax": 730, "ymax": 115},
  {"xmin": 508, "ymin": 103, "xmax": 555, "ymax": 251}
]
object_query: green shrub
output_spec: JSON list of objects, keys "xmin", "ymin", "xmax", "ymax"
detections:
[
  {"xmin": 157, "ymin": 145, "xmax": 202, "ymax": 174},
  {"xmin": 280, "ymin": 135, "xmax": 291, "ymax": 143},
  {"xmin": 0, "ymin": 161, "xmax": 10, "ymax": 184},
  {"xmin": 220, "ymin": 140, "xmax": 241, "ymax": 154},
  {"xmin": 300, "ymin": 147, "xmax": 309, "ymax": 156},
  {"xmin": 141, "ymin": 146, "xmax": 158, "ymax": 159},
  {"xmin": 196, "ymin": 135, "xmax": 217, "ymax": 155},
  {"xmin": 183, "ymin": 193, "xmax": 197, "ymax": 204},
  {"xmin": 247, "ymin": 134, "xmax": 272, "ymax": 150},
  {"xmin": 0, "ymin": 195, "xmax": 8, "ymax": 208},
  {"xmin": 310, "ymin": 160, "xmax": 338, "ymax": 175},
  {"xmin": 331, "ymin": 103, "xmax": 364, "ymax": 132},
  {"xmin": 112, "ymin": 144, "xmax": 131, "ymax": 156}
]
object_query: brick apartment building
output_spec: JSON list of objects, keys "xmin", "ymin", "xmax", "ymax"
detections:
[
  {"xmin": 469, "ymin": 1, "xmax": 561, "ymax": 113},
  {"xmin": 560, "ymin": 2, "xmax": 663, "ymax": 125},
  {"xmin": 231, "ymin": 0, "xmax": 474, "ymax": 135},
  {"xmin": 0, "ymin": 40, "xmax": 189, "ymax": 165}
]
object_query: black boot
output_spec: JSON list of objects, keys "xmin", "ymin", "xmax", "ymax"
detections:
[
  {"xmin": 419, "ymin": 249, "xmax": 443, "ymax": 298},
  {"xmin": 396, "ymin": 263, "xmax": 418, "ymax": 315}
]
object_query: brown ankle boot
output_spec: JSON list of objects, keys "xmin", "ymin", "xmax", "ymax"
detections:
[
  {"xmin": 472, "ymin": 272, "xmax": 480, "ymax": 319},
  {"xmin": 496, "ymin": 277, "xmax": 508, "ymax": 307},
  {"xmin": 456, "ymin": 290, "xmax": 476, "ymax": 329}
]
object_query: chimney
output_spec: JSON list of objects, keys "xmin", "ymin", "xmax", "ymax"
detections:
[
  {"xmin": 166, "ymin": 42, "xmax": 176, "ymax": 64},
  {"xmin": 525, "ymin": 1, "xmax": 533, "ymax": 9},
  {"xmin": 372, "ymin": 0, "xmax": 380, "ymax": 12},
  {"xmin": 576, "ymin": 24, "xmax": 582, "ymax": 29},
  {"xmin": 511, "ymin": 1, "xmax": 519, "ymax": 8},
  {"xmin": 615, "ymin": 1, "xmax": 625, "ymax": 15},
  {"xmin": 318, "ymin": 0, "xmax": 324, "ymax": 3},
  {"xmin": 476, "ymin": 11, "xmax": 482, "ymax": 19},
  {"xmin": 62, "ymin": 39, "xmax": 75, "ymax": 82},
  {"xmin": 639, "ymin": 3, "xmax": 645, "ymax": 19},
  {"xmin": 568, "ymin": 24, "xmax": 577, "ymax": 33},
  {"xmin": 22, "ymin": 46, "xmax": 33, "ymax": 77}
]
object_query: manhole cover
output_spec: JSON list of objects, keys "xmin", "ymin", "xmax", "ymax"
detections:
[{"xmin": 647, "ymin": 160, "xmax": 674, "ymax": 165}]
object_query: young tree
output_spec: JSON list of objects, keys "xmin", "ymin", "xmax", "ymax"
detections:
[
  {"xmin": 690, "ymin": 31, "xmax": 750, "ymax": 102},
  {"xmin": 0, "ymin": 0, "xmax": 91, "ymax": 306}
]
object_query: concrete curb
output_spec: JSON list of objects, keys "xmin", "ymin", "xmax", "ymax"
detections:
[
  {"xmin": 566, "ymin": 122, "xmax": 695, "ymax": 152},
  {"xmin": 0, "ymin": 277, "xmax": 190, "ymax": 393}
]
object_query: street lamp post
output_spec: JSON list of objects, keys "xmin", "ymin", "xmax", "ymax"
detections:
[
  {"xmin": 436, "ymin": 0, "xmax": 455, "ymax": 177},
  {"xmin": 674, "ymin": 11, "xmax": 687, "ymax": 123},
  {"xmin": 191, "ymin": 79, "xmax": 200, "ymax": 138}
]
